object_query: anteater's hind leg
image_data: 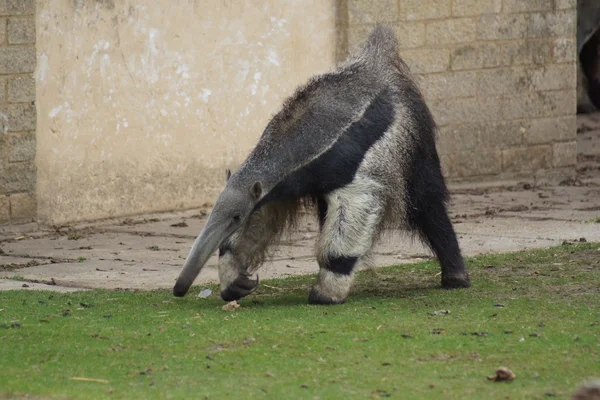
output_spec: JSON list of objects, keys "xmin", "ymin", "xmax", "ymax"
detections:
[
  {"xmin": 309, "ymin": 179, "xmax": 384, "ymax": 305},
  {"xmin": 414, "ymin": 195, "xmax": 470, "ymax": 289}
]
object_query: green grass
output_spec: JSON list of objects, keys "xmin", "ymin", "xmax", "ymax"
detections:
[{"xmin": 1, "ymin": 243, "xmax": 599, "ymax": 400}]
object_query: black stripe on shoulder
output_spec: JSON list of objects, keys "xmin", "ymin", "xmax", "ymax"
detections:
[
  {"xmin": 323, "ymin": 255, "xmax": 358, "ymax": 275},
  {"xmin": 258, "ymin": 90, "xmax": 395, "ymax": 207}
]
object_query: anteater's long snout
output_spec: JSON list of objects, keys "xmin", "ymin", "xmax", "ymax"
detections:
[{"xmin": 173, "ymin": 220, "xmax": 226, "ymax": 297}]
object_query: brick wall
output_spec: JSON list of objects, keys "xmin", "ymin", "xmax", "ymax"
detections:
[
  {"xmin": 0, "ymin": 0, "xmax": 36, "ymax": 224},
  {"xmin": 338, "ymin": 0, "xmax": 577, "ymax": 181}
]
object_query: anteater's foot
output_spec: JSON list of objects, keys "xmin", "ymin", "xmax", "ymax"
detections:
[
  {"xmin": 308, "ymin": 287, "xmax": 347, "ymax": 305},
  {"xmin": 441, "ymin": 273, "xmax": 471, "ymax": 289}
]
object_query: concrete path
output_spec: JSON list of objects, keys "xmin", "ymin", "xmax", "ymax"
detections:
[{"xmin": 1, "ymin": 122, "xmax": 599, "ymax": 293}]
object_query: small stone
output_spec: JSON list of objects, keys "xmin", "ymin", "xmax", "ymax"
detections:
[
  {"xmin": 242, "ymin": 337, "xmax": 256, "ymax": 345},
  {"xmin": 198, "ymin": 289, "xmax": 212, "ymax": 298}
]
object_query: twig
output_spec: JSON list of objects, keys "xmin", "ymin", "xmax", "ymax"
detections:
[
  {"xmin": 70, "ymin": 377, "xmax": 108, "ymax": 384},
  {"xmin": 262, "ymin": 284, "xmax": 283, "ymax": 290}
]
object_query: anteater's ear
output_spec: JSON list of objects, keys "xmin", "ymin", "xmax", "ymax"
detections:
[
  {"xmin": 250, "ymin": 181, "xmax": 262, "ymax": 201},
  {"xmin": 225, "ymin": 169, "xmax": 231, "ymax": 182}
]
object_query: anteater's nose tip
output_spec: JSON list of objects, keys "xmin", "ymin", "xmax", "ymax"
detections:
[{"xmin": 173, "ymin": 282, "xmax": 188, "ymax": 297}]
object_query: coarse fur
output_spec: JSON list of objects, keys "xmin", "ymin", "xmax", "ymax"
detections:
[{"xmin": 173, "ymin": 24, "xmax": 470, "ymax": 303}]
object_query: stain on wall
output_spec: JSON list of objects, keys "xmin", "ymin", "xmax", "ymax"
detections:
[{"xmin": 36, "ymin": 0, "xmax": 336, "ymax": 224}]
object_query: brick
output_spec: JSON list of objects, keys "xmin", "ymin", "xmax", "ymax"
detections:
[
  {"xmin": 451, "ymin": 43, "xmax": 504, "ymax": 70},
  {"xmin": 527, "ymin": 11, "xmax": 576, "ymax": 38},
  {"xmin": 425, "ymin": 18, "xmax": 476, "ymax": 45},
  {"xmin": 0, "ymin": 162, "xmax": 35, "ymax": 193},
  {"xmin": 394, "ymin": 22, "xmax": 425, "ymax": 49},
  {"xmin": 478, "ymin": 65, "xmax": 575, "ymax": 97},
  {"xmin": 430, "ymin": 96, "xmax": 501, "ymax": 126},
  {"xmin": 402, "ymin": 48, "xmax": 450, "ymax": 74},
  {"xmin": 0, "ymin": 18, "xmax": 5, "ymax": 44},
  {"xmin": 502, "ymin": 0, "xmax": 553, "ymax": 13},
  {"xmin": 7, "ymin": 17, "xmax": 34, "ymax": 44},
  {"xmin": 552, "ymin": 141, "xmax": 577, "ymax": 167},
  {"xmin": 347, "ymin": 25, "xmax": 371, "ymax": 54},
  {"xmin": 0, "ymin": 195, "xmax": 8, "ymax": 224},
  {"xmin": 501, "ymin": 40, "xmax": 552, "ymax": 66},
  {"xmin": 438, "ymin": 120, "xmax": 523, "ymax": 154},
  {"xmin": 501, "ymin": 90, "xmax": 576, "ymax": 120},
  {"xmin": 525, "ymin": 116, "xmax": 576, "ymax": 144},
  {"xmin": 0, "ymin": 0, "xmax": 35, "ymax": 16},
  {"xmin": 7, "ymin": 76, "xmax": 35, "ymax": 102},
  {"xmin": 478, "ymin": 67, "xmax": 531, "ymax": 96},
  {"xmin": 9, "ymin": 192, "xmax": 35, "ymax": 223},
  {"xmin": 502, "ymin": 145, "xmax": 552, "ymax": 172},
  {"xmin": 553, "ymin": 38, "xmax": 576, "ymax": 63},
  {"xmin": 452, "ymin": 0, "xmax": 501, "ymax": 16},
  {"xmin": 0, "ymin": 76, "xmax": 5, "ymax": 103},
  {"xmin": 0, "ymin": 47, "xmax": 35, "ymax": 73},
  {"xmin": 0, "ymin": 104, "xmax": 36, "ymax": 132},
  {"xmin": 441, "ymin": 150, "xmax": 502, "ymax": 177},
  {"xmin": 8, "ymin": 132, "xmax": 35, "ymax": 162},
  {"xmin": 401, "ymin": 0, "xmax": 451, "ymax": 20},
  {"xmin": 476, "ymin": 14, "xmax": 528, "ymax": 40},
  {"xmin": 420, "ymin": 71, "xmax": 477, "ymax": 100},
  {"xmin": 528, "ymin": 64, "xmax": 576, "ymax": 91},
  {"xmin": 554, "ymin": 0, "xmax": 575, "ymax": 9},
  {"xmin": 348, "ymin": 0, "xmax": 398, "ymax": 24}
]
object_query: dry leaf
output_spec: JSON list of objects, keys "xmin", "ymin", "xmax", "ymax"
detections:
[
  {"xmin": 487, "ymin": 367, "xmax": 516, "ymax": 382},
  {"xmin": 222, "ymin": 301, "xmax": 240, "ymax": 311}
]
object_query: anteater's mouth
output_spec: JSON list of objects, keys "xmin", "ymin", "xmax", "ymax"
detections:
[{"xmin": 220, "ymin": 274, "xmax": 259, "ymax": 302}]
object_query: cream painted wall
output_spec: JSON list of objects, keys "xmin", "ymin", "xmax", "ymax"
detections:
[{"xmin": 35, "ymin": 0, "xmax": 336, "ymax": 224}]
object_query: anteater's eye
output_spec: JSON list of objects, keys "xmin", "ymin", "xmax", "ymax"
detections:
[{"xmin": 232, "ymin": 215, "xmax": 241, "ymax": 222}]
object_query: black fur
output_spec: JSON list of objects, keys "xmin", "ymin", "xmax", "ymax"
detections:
[
  {"xmin": 218, "ymin": 243, "xmax": 232, "ymax": 257},
  {"xmin": 257, "ymin": 90, "xmax": 395, "ymax": 207},
  {"xmin": 402, "ymin": 84, "xmax": 470, "ymax": 288},
  {"xmin": 323, "ymin": 255, "xmax": 358, "ymax": 275},
  {"xmin": 316, "ymin": 196, "xmax": 328, "ymax": 230}
]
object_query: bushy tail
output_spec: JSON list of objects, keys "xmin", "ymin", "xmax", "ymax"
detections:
[{"xmin": 357, "ymin": 24, "xmax": 400, "ymax": 66}]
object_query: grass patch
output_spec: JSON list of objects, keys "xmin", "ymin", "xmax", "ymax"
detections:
[{"xmin": 1, "ymin": 243, "xmax": 599, "ymax": 399}]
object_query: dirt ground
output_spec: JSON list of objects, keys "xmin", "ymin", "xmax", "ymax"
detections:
[{"xmin": 1, "ymin": 116, "xmax": 599, "ymax": 292}]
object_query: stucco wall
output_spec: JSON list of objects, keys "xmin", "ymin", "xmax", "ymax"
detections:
[{"xmin": 36, "ymin": 0, "xmax": 336, "ymax": 225}]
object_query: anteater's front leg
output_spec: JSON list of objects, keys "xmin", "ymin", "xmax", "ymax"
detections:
[
  {"xmin": 218, "ymin": 205, "xmax": 283, "ymax": 302},
  {"xmin": 309, "ymin": 180, "xmax": 384, "ymax": 305}
]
